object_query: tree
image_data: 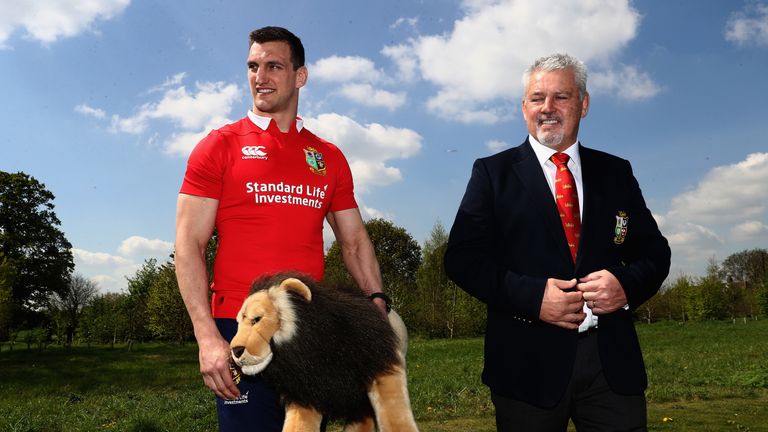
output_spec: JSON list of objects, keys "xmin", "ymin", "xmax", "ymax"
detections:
[
  {"xmin": 48, "ymin": 274, "xmax": 98, "ymax": 347},
  {"xmin": 757, "ymin": 279, "xmax": 768, "ymax": 317},
  {"xmin": 0, "ymin": 252, "xmax": 16, "ymax": 340},
  {"xmin": 0, "ymin": 171, "xmax": 74, "ymax": 313},
  {"xmin": 721, "ymin": 249, "xmax": 768, "ymax": 287},
  {"xmin": 79, "ymin": 292, "xmax": 129, "ymax": 347},
  {"xmin": 146, "ymin": 262, "xmax": 193, "ymax": 343},
  {"xmin": 415, "ymin": 220, "xmax": 485, "ymax": 337},
  {"xmin": 666, "ymin": 273, "xmax": 694, "ymax": 322},
  {"xmin": 415, "ymin": 222, "xmax": 450, "ymax": 336},
  {"xmin": 205, "ymin": 231, "xmax": 218, "ymax": 282},
  {"xmin": 325, "ymin": 218, "xmax": 421, "ymax": 320},
  {"xmin": 721, "ymin": 249, "xmax": 768, "ymax": 318},
  {"xmin": 637, "ymin": 283, "xmax": 668, "ymax": 324},
  {"xmin": 124, "ymin": 258, "xmax": 159, "ymax": 343},
  {"xmin": 686, "ymin": 259, "xmax": 728, "ymax": 321}
]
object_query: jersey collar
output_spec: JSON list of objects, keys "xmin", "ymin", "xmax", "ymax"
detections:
[{"xmin": 247, "ymin": 111, "xmax": 304, "ymax": 132}]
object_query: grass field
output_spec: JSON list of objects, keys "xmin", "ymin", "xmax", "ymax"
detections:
[{"xmin": 1, "ymin": 320, "xmax": 766, "ymax": 431}]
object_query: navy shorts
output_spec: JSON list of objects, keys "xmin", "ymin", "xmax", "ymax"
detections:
[{"xmin": 215, "ymin": 318, "xmax": 285, "ymax": 432}]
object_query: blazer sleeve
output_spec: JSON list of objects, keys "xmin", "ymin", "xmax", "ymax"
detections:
[
  {"xmin": 607, "ymin": 160, "xmax": 671, "ymax": 310},
  {"xmin": 444, "ymin": 159, "xmax": 547, "ymax": 321}
]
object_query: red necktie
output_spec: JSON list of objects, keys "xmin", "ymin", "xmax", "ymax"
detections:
[{"xmin": 551, "ymin": 153, "xmax": 580, "ymax": 263}]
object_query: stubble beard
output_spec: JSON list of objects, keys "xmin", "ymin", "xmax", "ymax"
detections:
[{"xmin": 537, "ymin": 127, "xmax": 564, "ymax": 148}]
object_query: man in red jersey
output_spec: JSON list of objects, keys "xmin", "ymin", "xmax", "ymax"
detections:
[{"xmin": 175, "ymin": 27, "xmax": 388, "ymax": 431}]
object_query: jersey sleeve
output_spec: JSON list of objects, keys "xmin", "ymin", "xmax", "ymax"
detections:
[
  {"xmin": 179, "ymin": 130, "xmax": 228, "ymax": 200},
  {"xmin": 329, "ymin": 148, "xmax": 358, "ymax": 212}
]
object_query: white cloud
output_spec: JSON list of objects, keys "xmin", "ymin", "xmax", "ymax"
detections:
[
  {"xmin": 88, "ymin": 73, "xmax": 240, "ymax": 155},
  {"xmin": 360, "ymin": 204, "xmax": 391, "ymax": 221},
  {"xmin": 486, "ymin": 139, "xmax": 510, "ymax": 152},
  {"xmin": 118, "ymin": 236, "xmax": 174, "ymax": 257},
  {"xmin": 147, "ymin": 72, "xmax": 188, "ymax": 94},
  {"xmin": 72, "ymin": 248, "xmax": 138, "ymax": 293},
  {"xmin": 426, "ymin": 91, "xmax": 513, "ymax": 124},
  {"xmin": 88, "ymin": 275, "xmax": 122, "ymax": 292},
  {"xmin": 390, "ymin": 17, "xmax": 419, "ymax": 30},
  {"xmin": 110, "ymin": 108, "xmax": 151, "ymax": 134},
  {"xmin": 303, "ymin": 113, "xmax": 422, "ymax": 192},
  {"xmin": 461, "ymin": 0, "xmax": 499, "ymax": 12},
  {"xmin": 184, "ymin": 37, "xmax": 195, "ymax": 51},
  {"xmin": 660, "ymin": 152, "xmax": 768, "ymax": 276},
  {"xmin": 725, "ymin": 3, "xmax": 768, "ymax": 47},
  {"xmin": 163, "ymin": 116, "xmax": 230, "ymax": 157},
  {"xmin": 321, "ymin": 201, "xmax": 394, "ymax": 249},
  {"xmin": 348, "ymin": 160, "xmax": 403, "ymax": 189},
  {"xmin": 112, "ymin": 80, "xmax": 240, "ymax": 133},
  {"xmin": 75, "ymin": 104, "xmax": 106, "ymax": 119},
  {"xmin": 665, "ymin": 223, "xmax": 723, "ymax": 278},
  {"xmin": 338, "ymin": 84, "xmax": 406, "ymax": 110},
  {"xmin": 72, "ymin": 248, "xmax": 133, "ymax": 267},
  {"xmin": 0, "ymin": 0, "xmax": 129, "ymax": 47},
  {"xmin": 667, "ymin": 153, "xmax": 768, "ymax": 225},
  {"xmin": 381, "ymin": 44, "xmax": 418, "ymax": 82},
  {"xmin": 310, "ymin": 55, "xmax": 407, "ymax": 110},
  {"xmin": 311, "ymin": 56, "xmax": 384, "ymax": 83},
  {"xmin": 72, "ymin": 235, "xmax": 174, "ymax": 293},
  {"xmin": 731, "ymin": 221, "xmax": 768, "ymax": 241},
  {"xmin": 383, "ymin": 0, "xmax": 650, "ymax": 123},
  {"xmin": 590, "ymin": 65, "xmax": 662, "ymax": 100}
]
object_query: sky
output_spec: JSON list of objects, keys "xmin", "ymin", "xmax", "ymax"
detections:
[{"xmin": 1, "ymin": 0, "xmax": 767, "ymax": 293}]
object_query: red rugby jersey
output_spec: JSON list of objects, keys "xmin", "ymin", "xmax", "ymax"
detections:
[{"xmin": 180, "ymin": 114, "xmax": 357, "ymax": 318}]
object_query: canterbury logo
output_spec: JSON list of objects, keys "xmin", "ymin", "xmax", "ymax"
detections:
[{"xmin": 242, "ymin": 146, "xmax": 267, "ymax": 159}]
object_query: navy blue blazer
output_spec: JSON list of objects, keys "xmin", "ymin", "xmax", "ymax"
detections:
[{"xmin": 444, "ymin": 139, "xmax": 670, "ymax": 408}]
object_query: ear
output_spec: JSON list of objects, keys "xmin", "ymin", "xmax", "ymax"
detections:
[
  {"xmin": 581, "ymin": 92, "xmax": 590, "ymax": 119},
  {"xmin": 279, "ymin": 277, "xmax": 312, "ymax": 302},
  {"xmin": 295, "ymin": 66, "xmax": 308, "ymax": 89}
]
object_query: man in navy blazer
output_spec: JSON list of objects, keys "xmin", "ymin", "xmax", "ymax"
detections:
[{"xmin": 444, "ymin": 54, "xmax": 670, "ymax": 431}]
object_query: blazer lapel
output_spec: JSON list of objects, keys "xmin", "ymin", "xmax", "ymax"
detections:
[{"xmin": 513, "ymin": 140, "xmax": 574, "ymax": 268}]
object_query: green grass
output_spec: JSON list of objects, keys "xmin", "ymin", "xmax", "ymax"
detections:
[
  {"xmin": 1, "ymin": 320, "xmax": 767, "ymax": 431},
  {"xmin": 639, "ymin": 320, "xmax": 768, "ymax": 432}
]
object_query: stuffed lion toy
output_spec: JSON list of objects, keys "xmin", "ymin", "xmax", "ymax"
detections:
[{"xmin": 230, "ymin": 273, "xmax": 418, "ymax": 432}]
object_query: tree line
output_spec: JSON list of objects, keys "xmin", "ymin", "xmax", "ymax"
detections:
[
  {"xmin": 1, "ymin": 170, "xmax": 767, "ymax": 349},
  {"xmin": 639, "ymin": 251, "xmax": 768, "ymax": 323}
]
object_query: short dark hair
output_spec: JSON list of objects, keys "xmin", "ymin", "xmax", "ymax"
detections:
[{"xmin": 249, "ymin": 26, "xmax": 305, "ymax": 70}]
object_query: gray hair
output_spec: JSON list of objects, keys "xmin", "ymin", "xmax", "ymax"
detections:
[{"xmin": 522, "ymin": 53, "xmax": 588, "ymax": 101}]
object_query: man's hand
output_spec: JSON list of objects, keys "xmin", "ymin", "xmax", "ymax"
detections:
[
  {"xmin": 371, "ymin": 296, "xmax": 389, "ymax": 318},
  {"xmin": 577, "ymin": 270, "xmax": 627, "ymax": 315},
  {"xmin": 198, "ymin": 334, "xmax": 240, "ymax": 400},
  {"xmin": 539, "ymin": 278, "xmax": 586, "ymax": 329}
]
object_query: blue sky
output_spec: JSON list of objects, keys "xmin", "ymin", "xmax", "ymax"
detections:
[{"xmin": 1, "ymin": 0, "xmax": 767, "ymax": 293}]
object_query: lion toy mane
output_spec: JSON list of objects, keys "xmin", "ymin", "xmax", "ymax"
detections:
[{"xmin": 230, "ymin": 273, "xmax": 418, "ymax": 432}]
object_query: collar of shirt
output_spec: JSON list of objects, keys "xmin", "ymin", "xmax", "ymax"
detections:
[
  {"xmin": 527, "ymin": 134, "xmax": 584, "ymax": 218},
  {"xmin": 528, "ymin": 134, "xmax": 582, "ymax": 172},
  {"xmin": 247, "ymin": 111, "xmax": 304, "ymax": 132}
]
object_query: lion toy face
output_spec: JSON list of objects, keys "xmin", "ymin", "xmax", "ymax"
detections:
[{"xmin": 230, "ymin": 277, "xmax": 309, "ymax": 375}]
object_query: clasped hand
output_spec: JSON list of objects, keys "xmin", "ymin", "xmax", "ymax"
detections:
[{"xmin": 539, "ymin": 270, "xmax": 626, "ymax": 329}]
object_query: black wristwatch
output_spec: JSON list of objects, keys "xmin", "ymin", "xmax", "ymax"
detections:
[{"xmin": 368, "ymin": 292, "xmax": 391, "ymax": 313}]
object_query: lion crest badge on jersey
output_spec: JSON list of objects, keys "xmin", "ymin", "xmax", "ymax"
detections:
[{"xmin": 303, "ymin": 147, "xmax": 326, "ymax": 176}]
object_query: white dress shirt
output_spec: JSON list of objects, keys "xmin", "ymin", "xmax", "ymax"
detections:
[{"xmin": 528, "ymin": 135, "xmax": 597, "ymax": 332}]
